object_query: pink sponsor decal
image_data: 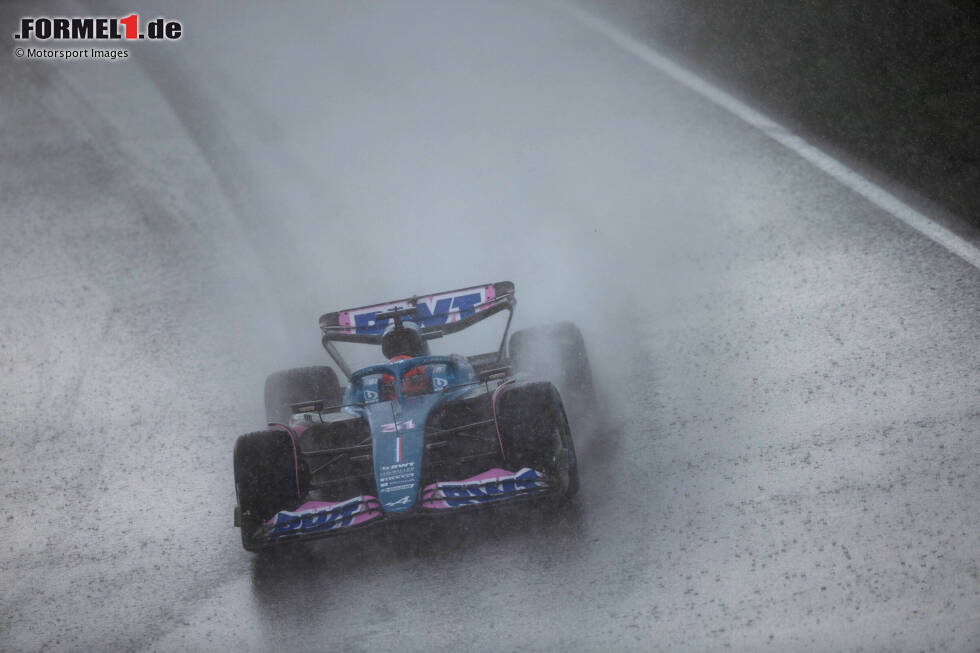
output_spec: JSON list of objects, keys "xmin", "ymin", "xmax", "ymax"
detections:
[
  {"xmin": 421, "ymin": 467, "xmax": 547, "ymax": 509},
  {"xmin": 267, "ymin": 495, "xmax": 381, "ymax": 536}
]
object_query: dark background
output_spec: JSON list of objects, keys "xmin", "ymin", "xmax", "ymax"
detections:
[{"xmin": 582, "ymin": 0, "xmax": 980, "ymax": 230}]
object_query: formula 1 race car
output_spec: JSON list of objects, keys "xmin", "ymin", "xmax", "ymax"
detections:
[{"xmin": 232, "ymin": 281, "xmax": 596, "ymax": 551}]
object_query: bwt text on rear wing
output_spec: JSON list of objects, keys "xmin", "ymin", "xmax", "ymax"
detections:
[{"xmin": 318, "ymin": 281, "xmax": 516, "ymax": 378}]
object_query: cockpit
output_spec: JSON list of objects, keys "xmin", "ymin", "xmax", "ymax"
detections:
[{"xmin": 342, "ymin": 356, "xmax": 473, "ymax": 406}]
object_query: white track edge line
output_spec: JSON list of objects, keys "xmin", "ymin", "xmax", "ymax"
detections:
[{"xmin": 557, "ymin": 3, "xmax": 980, "ymax": 270}]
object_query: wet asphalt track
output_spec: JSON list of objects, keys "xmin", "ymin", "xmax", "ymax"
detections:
[{"xmin": 1, "ymin": 1, "xmax": 978, "ymax": 651}]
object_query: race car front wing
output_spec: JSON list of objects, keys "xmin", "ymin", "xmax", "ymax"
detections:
[{"xmin": 255, "ymin": 467, "xmax": 550, "ymax": 544}]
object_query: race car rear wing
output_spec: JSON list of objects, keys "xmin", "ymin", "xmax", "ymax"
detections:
[{"xmin": 319, "ymin": 281, "xmax": 516, "ymax": 379}]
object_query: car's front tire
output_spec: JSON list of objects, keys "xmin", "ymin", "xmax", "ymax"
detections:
[
  {"xmin": 495, "ymin": 381, "xmax": 579, "ymax": 502},
  {"xmin": 233, "ymin": 429, "xmax": 308, "ymax": 552}
]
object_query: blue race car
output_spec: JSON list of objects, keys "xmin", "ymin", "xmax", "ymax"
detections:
[{"xmin": 233, "ymin": 281, "xmax": 595, "ymax": 551}]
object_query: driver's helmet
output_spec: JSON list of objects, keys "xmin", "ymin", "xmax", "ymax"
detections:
[
  {"xmin": 379, "ymin": 354, "xmax": 430, "ymax": 400},
  {"xmin": 379, "ymin": 320, "xmax": 430, "ymax": 399},
  {"xmin": 381, "ymin": 319, "xmax": 426, "ymax": 359}
]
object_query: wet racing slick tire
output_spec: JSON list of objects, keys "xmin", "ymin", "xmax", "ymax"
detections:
[
  {"xmin": 508, "ymin": 322, "xmax": 596, "ymax": 413},
  {"xmin": 233, "ymin": 429, "xmax": 308, "ymax": 552},
  {"xmin": 264, "ymin": 366, "xmax": 342, "ymax": 425},
  {"xmin": 495, "ymin": 381, "xmax": 579, "ymax": 502}
]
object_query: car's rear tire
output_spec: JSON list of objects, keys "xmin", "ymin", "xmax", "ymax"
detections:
[
  {"xmin": 233, "ymin": 429, "xmax": 308, "ymax": 552},
  {"xmin": 495, "ymin": 382, "xmax": 579, "ymax": 502},
  {"xmin": 264, "ymin": 366, "xmax": 342, "ymax": 425},
  {"xmin": 509, "ymin": 322, "xmax": 596, "ymax": 412}
]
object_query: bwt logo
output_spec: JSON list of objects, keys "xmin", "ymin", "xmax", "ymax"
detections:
[
  {"xmin": 15, "ymin": 15, "xmax": 182, "ymax": 41},
  {"xmin": 354, "ymin": 292, "xmax": 483, "ymax": 334},
  {"xmin": 435, "ymin": 468, "xmax": 544, "ymax": 507},
  {"xmin": 270, "ymin": 501, "xmax": 362, "ymax": 535}
]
